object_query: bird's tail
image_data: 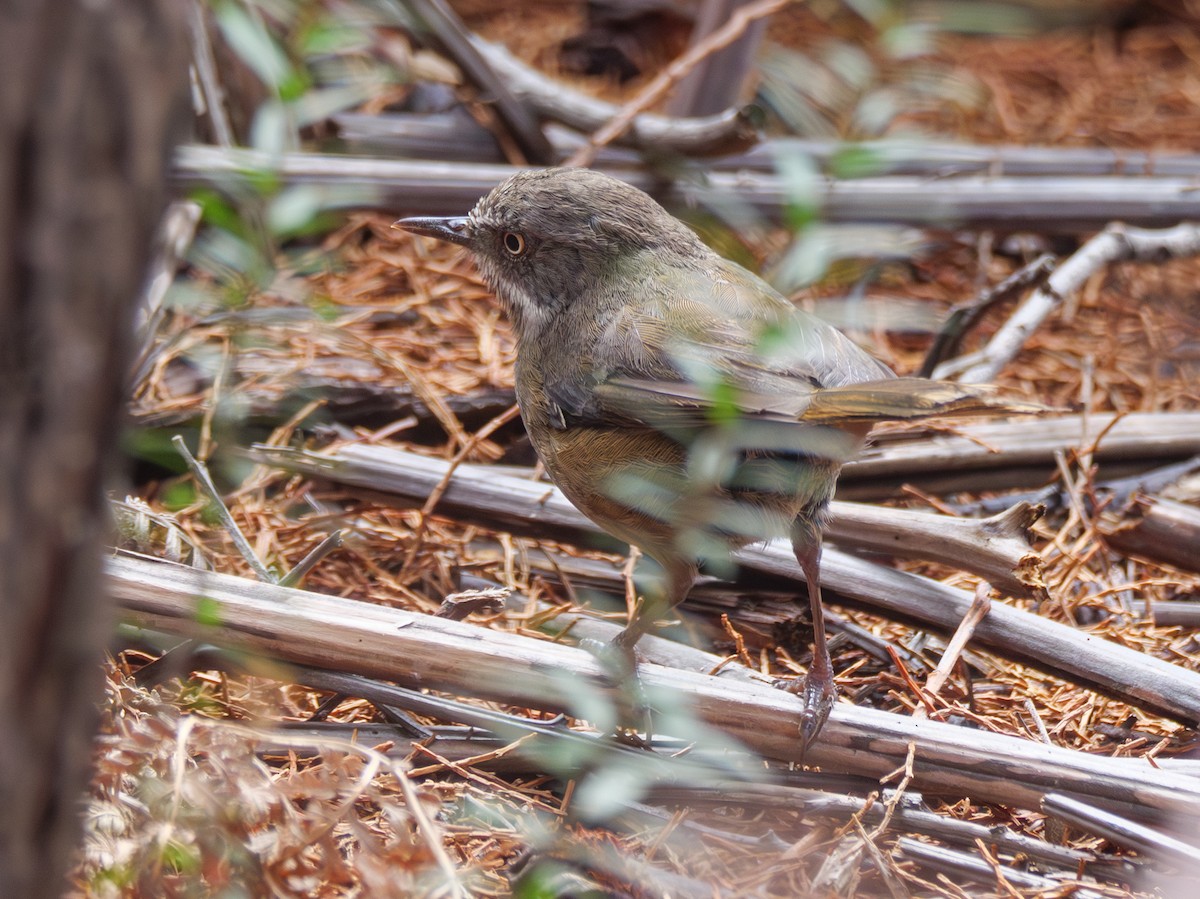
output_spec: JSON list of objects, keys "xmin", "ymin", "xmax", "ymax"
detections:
[{"xmin": 800, "ymin": 378, "xmax": 1048, "ymax": 425}]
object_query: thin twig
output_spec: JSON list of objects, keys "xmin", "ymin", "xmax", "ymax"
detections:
[
  {"xmin": 186, "ymin": 0, "xmax": 234, "ymax": 147},
  {"xmin": 279, "ymin": 529, "xmax": 344, "ymax": 588},
  {"xmin": 172, "ymin": 435, "xmax": 276, "ymax": 583},
  {"xmin": 940, "ymin": 222, "xmax": 1200, "ymax": 382},
  {"xmin": 564, "ymin": 0, "xmax": 792, "ymax": 167},
  {"xmin": 399, "ymin": 403, "xmax": 520, "ymax": 577}
]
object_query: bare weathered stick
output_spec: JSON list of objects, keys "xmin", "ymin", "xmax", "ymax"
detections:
[
  {"xmin": 246, "ymin": 441, "xmax": 1200, "ymax": 725},
  {"xmin": 467, "ymin": 38, "xmax": 759, "ymax": 157},
  {"xmin": 844, "ymin": 411, "xmax": 1200, "ymax": 495},
  {"xmin": 915, "ymin": 583, "xmax": 992, "ymax": 716},
  {"xmin": 917, "ymin": 253, "xmax": 1055, "ymax": 378},
  {"xmin": 564, "ymin": 0, "xmax": 789, "ymax": 167},
  {"xmin": 750, "ymin": 137, "xmax": 1200, "ymax": 179},
  {"xmin": 106, "ymin": 554, "xmax": 1200, "ymax": 822},
  {"xmin": 398, "ymin": 0, "xmax": 553, "ymax": 165},
  {"xmin": 336, "ymin": 103, "xmax": 1200, "ymax": 176},
  {"xmin": 741, "ymin": 539, "xmax": 1200, "ymax": 726},
  {"xmin": 895, "ymin": 838, "xmax": 1078, "ymax": 894},
  {"xmin": 667, "ymin": 0, "xmax": 770, "ymax": 116},
  {"xmin": 174, "ymin": 435, "xmax": 274, "ymax": 583},
  {"xmin": 1099, "ymin": 495, "xmax": 1200, "ymax": 576},
  {"xmin": 1043, "ymin": 793, "xmax": 1200, "ymax": 875},
  {"xmin": 130, "ymin": 199, "xmax": 202, "ymax": 388},
  {"xmin": 172, "ymin": 147, "xmax": 1200, "ymax": 230},
  {"xmin": 185, "ymin": 0, "xmax": 234, "ymax": 148},
  {"xmin": 646, "ymin": 783, "xmax": 1115, "ymax": 878},
  {"xmin": 247, "ymin": 442, "xmax": 1041, "ymax": 596},
  {"xmin": 823, "ymin": 501, "xmax": 1045, "ymax": 598},
  {"xmin": 940, "ymin": 223, "xmax": 1200, "ymax": 383}
]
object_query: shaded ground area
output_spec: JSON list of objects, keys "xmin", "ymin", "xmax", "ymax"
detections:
[{"xmin": 79, "ymin": 4, "xmax": 1200, "ymax": 896}]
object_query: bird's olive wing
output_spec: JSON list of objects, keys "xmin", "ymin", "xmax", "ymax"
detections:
[{"xmin": 546, "ymin": 258, "xmax": 894, "ymax": 431}]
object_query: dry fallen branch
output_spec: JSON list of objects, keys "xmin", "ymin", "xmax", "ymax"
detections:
[
  {"xmin": 823, "ymin": 501, "xmax": 1045, "ymax": 598},
  {"xmin": 844, "ymin": 411, "xmax": 1200, "ymax": 496},
  {"xmin": 563, "ymin": 0, "xmax": 790, "ymax": 167},
  {"xmin": 107, "ymin": 554, "xmax": 1200, "ymax": 825},
  {"xmin": 245, "ymin": 441, "xmax": 1200, "ymax": 725},
  {"xmin": 938, "ymin": 222, "xmax": 1200, "ymax": 383},
  {"xmin": 1043, "ymin": 793, "xmax": 1200, "ymax": 877},
  {"xmin": 1099, "ymin": 495, "xmax": 1200, "ymax": 576},
  {"xmin": 468, "ymin": 37, "xmax": 759, "ymax": 157},
  {"xmin": 398, "ymin": 0, "xmax": 554, "ymax": 165},
  {"xmin": 172, "ymin": 146, "xmax": 1200, "ymax": 229},
  {"xmin": 246, "ymin": 441, "xmax": 1043, "ymax": 595}
]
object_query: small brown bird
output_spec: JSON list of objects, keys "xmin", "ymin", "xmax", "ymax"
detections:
[{"xmin": 398, "ymin": 168, "xmax": 1021, "ymax": 750}]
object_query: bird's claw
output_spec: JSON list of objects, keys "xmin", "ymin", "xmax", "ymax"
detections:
[
  {"xmin": 579, "ymin": 637, "xmax": 654, "ymax": 742},
  {"xmin": 775, "ymin": 671, "xmax": 838, "ymax": 760}
]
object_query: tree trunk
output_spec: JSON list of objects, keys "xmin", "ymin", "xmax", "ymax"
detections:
[{"xmin": 0, "ymin": 1, "xmax": 188, "ymax": 894}]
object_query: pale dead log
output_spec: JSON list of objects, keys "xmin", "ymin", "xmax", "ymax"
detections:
[
  {"xmin": 664, "ymin": 0, "xmax": 768, "ymax": 116},
  {"xmin": 246, "ymin": 442, "xmax": 1042, "ymax": 597},
  {"xmin": 336, "ymin": 101, "xmax": 1200, "ymax": 180},
  {"xmin": 564, "ymin": 0, "xmax": 789, "ymax": 167},
  {"xmin": 185, "ymin": 0, "xmax": 233, "ymax": 148},
  {"xmin": 1099, "ymin": 496, "xmax": 1200, "ymax": 576},
  {"xmin": 467, "ymin": 38, "xmax": 758, "ymax": 156},
  {"xmin": 843, "ymin": 411, "xmax": 1200, "ymax": 496},
  {"xmin": 171, "ymin": 146, "xmax": 1200, "ymax": 230},
  {"xmin": 130, "ymin": 199, "xmax": 202, "ymax": 389},
  {"xmin": 400, "ymin": 0, "xmax": 554, "ymax": 165},
  {"xmin": 1043, "ymin": 793, "xmax": 1200, "ymax": 876},
  {"xmin": 751, "ymin": 137, "xmax": 1200, "ymax": 179},
  {"xmin": 741, "ymin": 539, "xmax": 1200, "ymax": 727},
  {"xmin": 335, "ymin": 100, "xmax": 1200, "ymax": 178},
  {"xmin": 823, "ymin": 501, "xmax": 1045, "ymax": 598},
  {"xmin": 646, "ymin": 783, "xmax": 1116, "ymax": 878},
  {"xmin": 106, "ymin": 554, "xmax": 1200, "ymax": 823},
  {"xmin": 941, "ymin": 222, "xmax": 1200, "ymax": 383},
  {"xmin": 245, "ymin": 442, "xmax": 1200, "ymax": 725},
  {"xmin": 895, "ymin": 839, "xmax": 1078, "ymax": 894}
]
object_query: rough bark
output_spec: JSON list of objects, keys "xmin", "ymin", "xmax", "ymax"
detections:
[{"xmin": 0, "ymin": 1, "xmax": 188, "ymax": 894}]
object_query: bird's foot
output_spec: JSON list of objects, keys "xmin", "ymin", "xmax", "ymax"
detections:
[
  {"xmin": 579, "ymin": 637, "xmax": 654, "ymax": 746},
  {"xmin": 775, "ymin": 669, "xmax": 838, "ymax": 760}
]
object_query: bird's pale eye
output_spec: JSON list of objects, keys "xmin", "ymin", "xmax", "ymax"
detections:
[{"xmin": 502, "ymin": 232, "xmax": 527, "ymax": 256}]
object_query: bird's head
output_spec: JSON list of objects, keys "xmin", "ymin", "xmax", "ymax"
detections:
[{"xmin": 395, "ymin": 168, "xmax": 705, "ymax": 335}]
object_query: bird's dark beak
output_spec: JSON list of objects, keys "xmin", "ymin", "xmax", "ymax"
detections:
[{"xmin": 393, "ymin": 216, "xmax": 472, "ymax": 247}]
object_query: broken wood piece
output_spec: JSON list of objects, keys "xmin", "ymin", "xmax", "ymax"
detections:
[
  {"xmin": 172, "ymin": 146, "xmax": 1200, "ymax": 230},
  {"xmin": 248, "ymin": 442, "xmax": 1043, "ymax": 596},
  {"xmin": 940, "ymin": 222, "xmax": 1200, "ymax": 383},
  {"xmin": 845, "ymin": 411, "xmax": 1200, "ymax": 496},
  {"xmin": 1099, "ymin": 495, "xmax": 1200, "ymax": 576},
  {"xmin": 246, "ymin": 441, "xmax": 1200, "ymax": 725},
  {"xmin": 823, "ymin": 500, "xmax": 1045, "ymax": 598},
  {"xmin": 468, "ymin": 38, "xmax": 759, "ymax": 157},
  {"xmin": 106, "ymin": 553, "xmax": 1200, "ymax": 823},
  {"xmin": 397, "ymin": 0, "xmax": 554, "ymax": 165}
]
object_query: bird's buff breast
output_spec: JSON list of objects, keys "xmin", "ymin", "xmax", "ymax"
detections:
[
  {"xmin": 526, "ymin": 420, "xmax": 834, "ymax": 565},
  {"xmin": 530, "ymin": 424, "xmax": 688, "ymax": 553}
]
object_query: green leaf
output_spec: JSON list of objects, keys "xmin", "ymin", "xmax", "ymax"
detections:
[
  {"xmin": 194, "ymin": 595, "xmax": 223, "ymax": 628},
  {"xmin": 704, "ymin": 379, "xmax": 740, "ymax": 427},
  {"xmin": 161, "ymin": 481, "xmax": 198, "ymax": 512},
  {"xmin": 213, "ymin": 0, "xmax": 295, "ymax": 89},
  {"xmin": 571, "ymin": 764, "xmax": 649, "ymax": 823},
  {"xmin": 774, "ymin": 150, "xmax": 820, "ymax": 232},
  {"xmin": 829, "ymin": 143, "xmax": 885, "ymax": 179}
]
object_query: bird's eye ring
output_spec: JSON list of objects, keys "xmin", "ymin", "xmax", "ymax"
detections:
[{"xmin": 502, "ymin": 232, "xmax": 526, "ymax": 256}]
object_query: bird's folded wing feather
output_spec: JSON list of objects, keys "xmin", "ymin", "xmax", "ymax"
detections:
[
  {"xmin": 546, "ymin": 260, "xmax": 1042, "ymax": 431},
  {"xmin": 589, "ymin": 376, "xmax": 1042, "ymax": 429}
]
